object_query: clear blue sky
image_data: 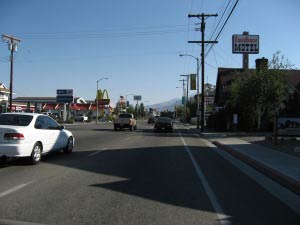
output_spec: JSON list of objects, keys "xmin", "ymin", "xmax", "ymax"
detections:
[{"xmin": 0, "ymin": 0, "xmax": 299, "ymax": 106}]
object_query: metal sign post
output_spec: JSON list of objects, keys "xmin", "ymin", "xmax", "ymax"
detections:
[{"xmin": 56, "ymin": 89, "xmax": 73, "ymax": 122}]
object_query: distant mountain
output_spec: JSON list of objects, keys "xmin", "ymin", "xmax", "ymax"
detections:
[{"xmin": 146, "ymin": 98, "xmax": 182, "ymax": 111}]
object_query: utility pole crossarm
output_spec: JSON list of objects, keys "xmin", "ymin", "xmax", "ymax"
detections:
[
  {"xmin": 188, "ymin": 41, "xmax": 218, "ymax": 44},
  {"xmin": 188, "ymin": 14, "xmax": 218, "ymax": 18},
  {"xmin": 2, "ymin": 34, "xmax": 21, "ymax": 43}
]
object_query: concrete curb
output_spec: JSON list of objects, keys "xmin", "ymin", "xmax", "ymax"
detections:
[{"xmin": 213, "ymin": 140, "xmax": 300, "ymax": 195}]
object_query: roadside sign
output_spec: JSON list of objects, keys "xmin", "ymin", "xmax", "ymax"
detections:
[
  {"xmin": 232, "ymin": 34, "xmax": 259, "ymax": 54},
  {"xmin": 134, "ymin": 95, "xmax": 142, "ymax": 101},
  {"xmin": 97, "ymin": 99, "xmax": 110, "ymax": 105},
  {"xmin": 233, "ymin": 114, "xmax": 238, "ymax": 124},
  {"xmin": 56, "ymin": 89, "xmax": 73, "ymax": 96},
  {"xmin": 190, "ymin": 74, "xmax": 196, "ymax": 90},
  {"xmin": 56, "ymin": 89, "xmax": 73, "ymax": 103},
  {"xmin": 56, "ymin": 96, "xmax": 74, "ymax": 103}
]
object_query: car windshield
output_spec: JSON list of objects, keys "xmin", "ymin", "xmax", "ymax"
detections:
[
  {"xmin": 0, "ymin": 114, "xmax": 33, "ymax": 126},
  {"xmin": 119, "ymin": 114, "xmax": 132, "ymax": 118}
]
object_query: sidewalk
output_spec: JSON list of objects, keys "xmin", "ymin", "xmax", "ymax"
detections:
[
  {"xmin": 183, "ymin": 124, "xmax": 300, "ymax": 195},
  {"xmin": 212, "ymin": 137, "xmax": 300, "ymax": 195}
]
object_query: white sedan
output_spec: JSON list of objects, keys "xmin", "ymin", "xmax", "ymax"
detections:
[{"xmin": 0, "ymin": 113, "xmax": 74, "ymax": 164}]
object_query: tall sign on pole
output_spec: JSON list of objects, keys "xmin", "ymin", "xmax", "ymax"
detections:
[
  {"xmin": 232, "ymin": 32, "xmax": 259, "ymax": 69},
  {"xmin": 56, "ymin": 89, "xmax": 73, "ymax": 122}
]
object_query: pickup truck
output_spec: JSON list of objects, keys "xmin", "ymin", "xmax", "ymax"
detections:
[
  {"xmin": 114, "ymin": 113, "xmax": 137, "ymax": 131},
  {"xmin": 74, "ymin": 114, "xmax": 88, "ymax": 122}
]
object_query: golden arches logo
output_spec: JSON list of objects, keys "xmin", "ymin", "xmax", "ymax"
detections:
[{"xmin": 97, "ymin": 89, "xmax": 110, "ymax": 100}]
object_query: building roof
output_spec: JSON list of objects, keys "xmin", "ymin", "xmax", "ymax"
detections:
[
  {"xmin": 13, "ymin": 97, "xmax": 57, "ymax": 102},
  {"xmin": 0, "ymin": 83, "xmax": 11, "ymax": 94},
  {"xmin": 13, "ymin": 96, "xmax": 87, "ymax": 104}
]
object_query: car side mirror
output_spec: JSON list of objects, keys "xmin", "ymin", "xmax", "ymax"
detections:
[{"xmin": 59, "ymin": 125, "xmax": 65, "ymax": 130}]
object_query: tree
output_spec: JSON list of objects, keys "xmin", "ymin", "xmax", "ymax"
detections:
[
  {"xmin": 283, "ymin": 82, "xmax": 300, "ymax": 116},
  {"xmin": 139, "ymin": 103, "xmax": 145, "ymax": 118},
  {"xmin": 175, "ymin": 105, "xmax": 184, "ymax": 121},
  {"xmin": 227, "ymin": 51, "xmax": 292, "ymax": 130},
  {"xmin": 126, "ymin": 105, "xmax": 135, "ymax": 114}
]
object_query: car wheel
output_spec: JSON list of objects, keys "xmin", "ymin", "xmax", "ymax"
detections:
[
  {"xmin": 64, "ymin": 137, "xmax": 74, "ymax": 154},
  {"xmin": 29, "ymin": 143, "xmax": 42, "ymax": 165}
]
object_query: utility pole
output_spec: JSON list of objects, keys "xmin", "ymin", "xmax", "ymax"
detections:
[
  {"xmin": 136, "ymin": 99, "xmax": 139, "ymax": 119},
  {"xmin": 2, "ymin": 34, "xmax": 21, "ymax": 112},
  {"xmin": 179, "ymin": 79, "xmax": 186, "ymax": 123},
  {"xmin": 188, "ymin": 13, "xmax": 218, "ymax": 132},
  {"xmin": 180, "ymin": 74, "xmax": 190, "ymax": 122}
]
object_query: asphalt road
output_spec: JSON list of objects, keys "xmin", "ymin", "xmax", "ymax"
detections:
[{"xmin": 0, "ymin": 121, "xmax": 299, "ymax": 225}]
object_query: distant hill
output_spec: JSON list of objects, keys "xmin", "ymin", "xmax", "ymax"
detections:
[{"xmin": 146, "ymin": 98, "xmax": 182, "ymax": 112}]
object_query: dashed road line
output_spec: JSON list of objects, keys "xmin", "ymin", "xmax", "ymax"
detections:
[
  {"xmin": 88, "ymin": 148, "xmax": 107, "ymax": 157},
  {"xmin": 0, "ymin": 182, "xmax": 32, "ymax": 198}
]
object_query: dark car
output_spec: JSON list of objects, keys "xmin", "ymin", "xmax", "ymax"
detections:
[
  {"xmin": 148, "ymin": 117, "xmax": 155, "ymax": 124},
  {"xmin": 154, "ymin": 117, "xmax": 173, "ymax": 133}
]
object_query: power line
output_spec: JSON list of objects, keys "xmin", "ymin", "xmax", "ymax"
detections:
[
  {"xmin": 16, "ymin": 24, "xmax": 190, "ymax": 36},
  {"xmin": 182, "ymin": 0, "xmax": 196, "ymax": 78},
  {"xmin": 205, "ymin": 0, "xmax": 239, "ymax": 57},
  {"xmin": 19, "ymin": 29, "xmax": 190, "ymax": 40},
  {"xmin": 207, "ymin": 0, "xmax": 232, "ymax": 46}
]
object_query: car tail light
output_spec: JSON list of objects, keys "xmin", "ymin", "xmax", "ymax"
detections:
[{"xmin": 4, "ymin": 133, "xmax": 24, "ymax": 140}]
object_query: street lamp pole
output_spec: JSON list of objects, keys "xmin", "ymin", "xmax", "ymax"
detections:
[
  {"xmin": 179, "ymin": 54, "xmax": 200, "ymax": 129},
  {"xmin": 96, "ymin": 77, "xmax": 108, "ymax": 123}
]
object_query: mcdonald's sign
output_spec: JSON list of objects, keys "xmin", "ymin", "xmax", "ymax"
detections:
[{"xmin": 96, "ymin": 89, "xmax": 110, "ymax": 105}]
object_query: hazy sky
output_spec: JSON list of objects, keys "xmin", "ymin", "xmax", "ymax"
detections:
[{"xmin": 0, "ymin": 0, "xmax": 299, "ymax": 105}]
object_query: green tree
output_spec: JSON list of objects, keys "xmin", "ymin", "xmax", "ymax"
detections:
[
  {"xmin": 139, "ymin": 103, "xmax": 145, "ymax": 118},
  {"xmin": 175, "ymin": 105, "xmax": 184, "ymax": 121},
  {"xmin": 227, "ymin": 51, "xmax": 291, "ymax": 130},
  {"xmin": 283, "ymin": 82, "xmax": 300, "ymax": 116},
  {"xmin": 126, "ymin": 105, "xmax": 135, "ymax": 114}
]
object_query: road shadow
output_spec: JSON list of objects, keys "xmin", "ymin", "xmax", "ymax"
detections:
[
  {"xmin": 3, "ymin": 142, "xmax": 300, "ymax": 225},
  {"xmin": 43, "ymin": 145, "xmax": 219, "ymax": 213},
  {"xmin": 40, "ymin": 143, "xmax": 300, "ymax": 225}
]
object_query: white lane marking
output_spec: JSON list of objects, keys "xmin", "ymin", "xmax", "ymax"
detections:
[
  {"xmin": 0, "ymin": 183, "xmax": 31, "ymax": 198},
  {"xmin": 201, "ymin": 138, "xmax": 300, "ymax": 216},
  {"xmin": 88, "ymin": 148, "xmax": 107, "ymax": 157},
  {"xmin": 178, "ymin": 130, "xmax": 232, "ymax": 225}
]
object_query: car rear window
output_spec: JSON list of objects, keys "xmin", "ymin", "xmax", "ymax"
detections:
[
  {"xmin": 156, "ymin": 117, "xmax": 172, "ymax": 123},
  {"xmin": 119, "ymin": 114, "xmax": 132, "ymax": 118},
  {"xmin": 0, "ymin": 114, "xmax": 33, "ymax": 126}
]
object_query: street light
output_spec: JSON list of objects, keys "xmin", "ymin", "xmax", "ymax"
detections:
[
  {"xmin": 96, "ymin": 77, "xmax": 108, "ymax": 123},
  {"xmin": 179, "ymin": 54, "xmax": 200, "ymax": 130}
]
